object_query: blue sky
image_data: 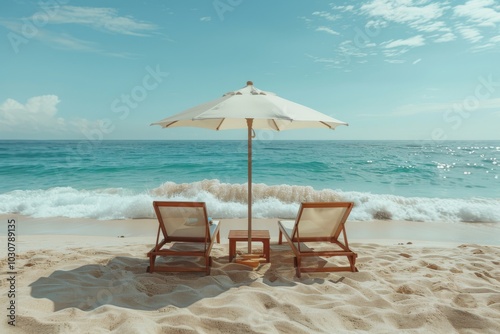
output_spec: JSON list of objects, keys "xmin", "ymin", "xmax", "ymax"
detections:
[{"xmin": 1, "ymin": 0, "xmax": 499, "ymax": 141}]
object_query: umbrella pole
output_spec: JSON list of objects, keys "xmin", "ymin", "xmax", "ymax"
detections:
[{"xmin": 246, "ymin": 118, "xmax": 253, "ymax": 254}]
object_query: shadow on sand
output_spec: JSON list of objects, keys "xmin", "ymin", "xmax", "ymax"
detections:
[{"xmin": 29, "ymin": 244, "xmax": 340, "ymax": 311}]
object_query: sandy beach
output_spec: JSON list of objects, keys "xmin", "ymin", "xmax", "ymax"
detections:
[
  {"xmin": 1, "ymin": 214, "xmax": 500, "ymax": 333},
  {"xmin": 3, "ymin": 0, "xmax": 500, "ymax": 332}
]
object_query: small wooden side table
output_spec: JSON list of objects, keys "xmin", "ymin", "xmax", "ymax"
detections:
[{"xmin": 228, "ymin": 230, "xmax": 270, "ymax": 263}]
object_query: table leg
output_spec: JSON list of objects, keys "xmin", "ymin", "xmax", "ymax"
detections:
[
  {"xmin": 263, "ymin": 240, "xmax": 270, "ymax": 262},
  {"xmin": 229, "ymin": 240, "xmax": 235, "ymax": 262}
]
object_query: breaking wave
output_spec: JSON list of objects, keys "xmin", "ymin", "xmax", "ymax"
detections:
[{"xmin": 1, "ymin": 179, "xmax": 499, "ymax": 223}]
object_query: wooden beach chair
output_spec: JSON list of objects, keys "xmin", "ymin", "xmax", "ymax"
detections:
[
  {"xmin": 147, "ymin": 201, "xmax": 220, "ymax": 275},
  {"xmin": 278, "ymin": 202, "xmax": 358, "ymax": 277}
]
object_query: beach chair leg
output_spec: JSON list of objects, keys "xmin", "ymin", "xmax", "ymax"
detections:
[
  {"xmin": 278, "ymin": 231, "xmax": 282, "ymax": 244},
  {"xmin": 294, "ymin": 257, "xmax": 302, "ymax": 278},
  {"xmin": 147, "ymin": 255, "xmax": 155, "ymax": 273},
  {"xmin": 206, "ymin": 256, "xmax": 212, "ymax": 275},
  {"xmin": 349, "ymin": 254, "xmax": 358, "ymax": 272}
]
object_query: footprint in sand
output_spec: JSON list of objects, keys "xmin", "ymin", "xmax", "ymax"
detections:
[
  {"xmin": 426, "ymin": 263, "xmax": 440, "ymax": 270},
  {"xmin": 453, "ymin": 293, "xmax": 477, "ymax": 308}
]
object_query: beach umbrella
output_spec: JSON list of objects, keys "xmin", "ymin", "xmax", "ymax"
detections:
[{"xmin": 151, "ymin": 81, "xmax": 348, "ymax": 254}]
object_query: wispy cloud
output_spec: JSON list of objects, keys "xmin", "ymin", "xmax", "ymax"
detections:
[
  {"xmin": 454, "ymin": 0, "xmax": 500, "ymax": 27},
  {"xmin": 457, "ymin": 26, "xmax": 484, "ymax": 43},
  {"xmin": 312, "ymin": 11, "xmax": 338, "ymax": 21},
  {"xmin": 383, "ymin": 35, "xmax": 425, "ymax": 48},
  {"xmin": 416, "ymin": 21, "xmax": 449, "ymax": 33},
  {"xmin": 365, "ymin": 20, "xmax": 388, "ymax": 30},
  {"xmin": 43, "ymin": 6, "xmax": 158, "ymax": 36},
  {"xmin": 330, "ymin": 5, "xmax": 355, "ymax": 13},
  {"xmin": 381, "ymin": 35, "xmax": 424, "ymax": 62},
  {"xmin": 490, "ymin": 35, "xmax": 500, "ymax": 43},
  {"xmin": 360, "ymin": 0, "xmax": 447, "ymax": 29},
  {"xmin": 385, "ymin": 59, "xmax": 406, "ymax": 64},
  {"xmin": 306, "ymin": 0, "xmax": 499, "ymax": 69},
  {"xmin": 339, "ymin": 40, "xmax": 372, "ymax": 57},
  {"xmin": 1, "ymin": 6, "xmax": 158, "ymax": 56},
  {"xmin": 200, "ymin": 16, "xmax": 211, "ymax": 22},
  {"xmin": 44, "ymin": 32, "xmax": 100, "ymax": 52},
  {"xmin": 306, "ymin": 54, "xmax": 344, "ymax": 68},
  {"xmin": 383, "ymin": 48, "xmax": 409, "ymax": 58},
  {"xmin": 316, "ymin": 26, "xmax": 339, "ymax": 36},
  {"xmin": 451, "ymin": 0, "xmax": 500, "ymax": 48},
  {"xmin": 434, "ymin": 32, "xmax": 457, "ymax": 43},
  {"xmin": 1, "ymin": 19, "xmax": 137, "ymax": 58}
]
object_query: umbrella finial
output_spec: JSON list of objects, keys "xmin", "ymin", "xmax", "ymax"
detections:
[{"xmin": 246, "ymin": 81, "xmax": 253, "ymax": 86}]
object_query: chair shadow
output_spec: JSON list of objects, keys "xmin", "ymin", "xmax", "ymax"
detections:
[
  {"xmin": 29, "ymin": 255, "xmax": 251, "ymax": 311},
  {"xmin": 30, "ymin": 244, "xmax": 346, "ymax": 312}
]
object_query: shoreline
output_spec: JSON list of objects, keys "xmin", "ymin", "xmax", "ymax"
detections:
[{"xmin": 2, "ymin": 214, "xmax": 499, "ymax": 247}]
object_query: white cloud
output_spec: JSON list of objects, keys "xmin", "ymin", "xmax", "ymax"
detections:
[
  {"xmin": 490, "ymin": 35, "xmax": 500, "ymax": 43},
  {"xmin": 306, "ymin": 55, "xmax": 340, "ymax": 63},
  {"xmin": 383, "ymin": 47, "xmax": 410, "ymax": 57},
  {"xmin": 44, "ymin": 6, "xmax": 157, "ymax": 36},
  {"xmin": 1, "ymin": 20, "xmax": 136, "ymax": 57},
  {"xmin": 316, "ymin": 26, "xmax": 340, "ymax": 35},
  {"xmin": 470, "ymin": 42, "xmax": 496, "ymax": 52},
  {"xmin": 412, "ymin": 58, "xmax": 422, "ymax": 65},
  {"xmin": 0, "ymin": 96, "xmax": 62, "ymax": 131},
  {"xmin": 200, "ymin": 17, "xmax": 211, "ymax": 22},
  {"xmin": 305, "ymin": 54, "xmax": 347, "ymax": 70},
  {"xmin": 2, "ymin": 20, "xmax": 98, "ymax": 51},
  {"xmin": 458, "ymin": 26, "xmax": 483, "ymax": 42},
  {"xmin": 361, "ymin": 0, "xmax": 446, "ymax": 26},
  {"xmin": 415, "ymin": 21, "xmax": 448, "ymax": 32},
  {"xmin": 40, "ymin": 30, "xmax": 101, "ymax": 52},
  {"xmin": 383, "ymin": 35, "xmax": 425, "ymax": 48},
  {"xmin": 454, "ymin": 0, "xmax": 500, "ymax": 27},
  {"xmin": 312, "ymin": 11, "xmax": 339, "ymax": 21},
  {"xmin": 1, "ymin": 95, "xmax": 59, "ymax": 118},
  {"xmin": 339, "ymin": 40, "xmax": 371, "ymax": 58},
  {"xmin": 0, "ymin": 95, "xmax": 100, "ymax": 137},
  {"xmin": 365, "ymin": 20, "xmax": 388, "ymax": 30},
  {"xmin": 307, "ymin": 0, "xmax": 496, "ymax": 70},
  {"xmin": 434, "ymin": 32, "xmax": 457, "ymax": 43},
  {"xmin": 385, "ymin": 59, "xmax": 406, "ymax": 64},
  {"xmin": 330, "ymin": 5, "xmax": 355, "ymax": 13},
  {"xmin": 1, "ymin": 6, "xmax": 157, "ymax": 56}
]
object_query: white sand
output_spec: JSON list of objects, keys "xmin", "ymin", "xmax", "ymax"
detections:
[{"xmin": 1, "ymin": 214, "xmax": 500, "ymax": 333}]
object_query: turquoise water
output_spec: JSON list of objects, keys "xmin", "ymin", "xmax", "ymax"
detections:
[{"xmin": 1, "ymin": 140, "xmax": 499, "ymax": 222}]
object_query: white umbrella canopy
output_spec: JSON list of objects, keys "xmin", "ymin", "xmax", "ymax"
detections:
[
  {"xmin": 152, "ymin": 81, "xmax": 348, "ymax": 254},
  {"xmin": 153, "ymin": 81, "xmax": 347, "ymax": 131}
]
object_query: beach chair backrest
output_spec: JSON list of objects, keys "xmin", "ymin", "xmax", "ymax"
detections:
[
  {"xmin": 294, "ymin": 202, "xmax": 353, "ymax": 239},
  {"xmin": 153, "ymin": 202, "xmax": 209, "ymax": 239}
]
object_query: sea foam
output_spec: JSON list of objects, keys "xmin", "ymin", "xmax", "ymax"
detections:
[{"xmin": 1, "ymin": 180, "xmax": 499, "ymax": 223}]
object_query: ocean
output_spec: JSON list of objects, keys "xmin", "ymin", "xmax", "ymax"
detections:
[{"xmin": 0, "ymin": 140, "xmax": 499, "ymax": 223}]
